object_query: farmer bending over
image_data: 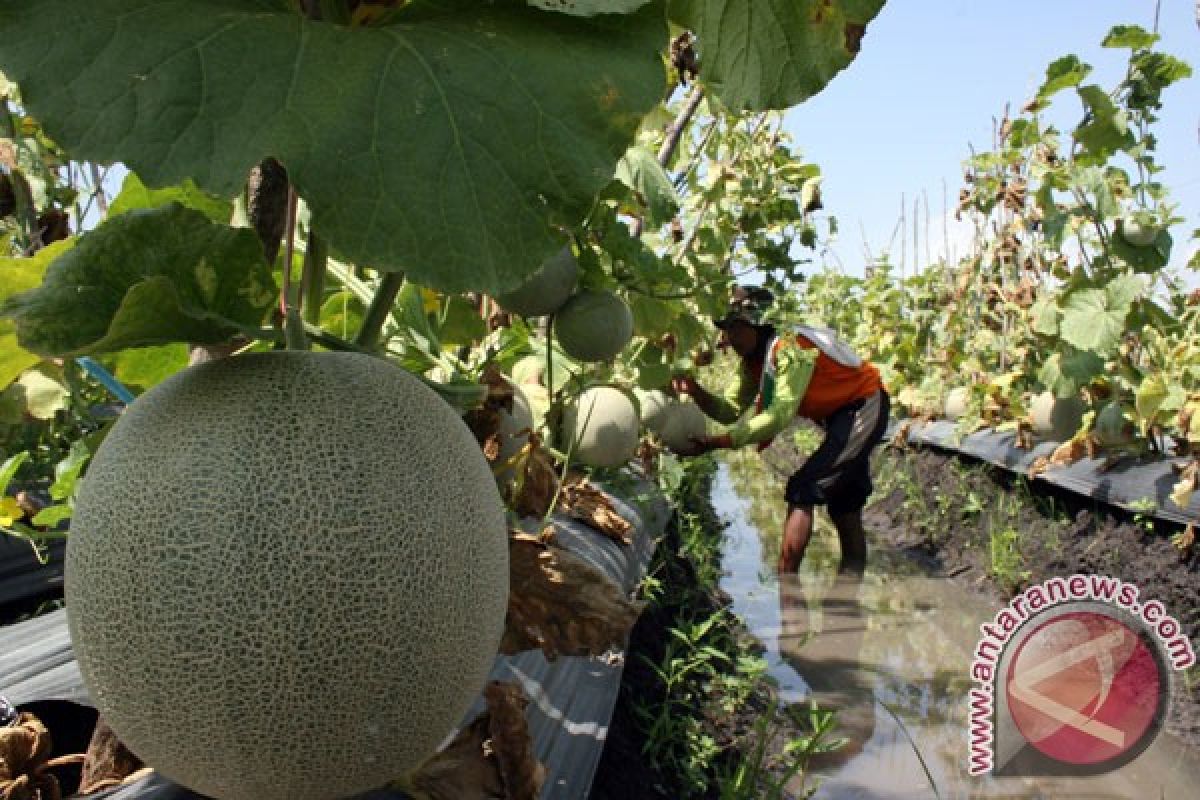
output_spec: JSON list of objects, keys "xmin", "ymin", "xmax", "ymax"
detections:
[{"xmin": 673, "ymin": 287, "xmax": 890, "ymax": 573}]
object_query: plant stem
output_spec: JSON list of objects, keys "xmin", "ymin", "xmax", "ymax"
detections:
[
  {"xmin": 300, "ymin": 230, "xmax": 328, "ymax": 326},
  {"xmin": 355, "ymin": 271, "xmax": 405, "ymax": 350}
]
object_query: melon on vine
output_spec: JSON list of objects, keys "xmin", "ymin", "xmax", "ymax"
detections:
[
  {"xmin": 1093, "ymin": 401, "xmax": 1135, "ymax": 448},
  {"xmin": 65, "ymin": 352, "xmax": 509, "ymax": 800},
  {"xmin": 635, "ymin": 389, "xmax": 671, "ymax": 433},
  {"xmin": 553, "ymin": 290, "xmax": 633, "ymax": 363},
  {"xmin": 495, "ymin": 246, "xmax": 579, "ymax": 317},
  {"xmin": 563, "ymin": 386, "xmax": 639, "ymax": 468},
  {"xmin": 1029, "ymin": 390, "xmax": 1085, "ymax": 441},
  {"xmin": 943, "ymin": 387, "xmax": 970, "ymax": 421},
  {"xmin": 658, "ymin": 400, "xmax": 708, "ymax": 455},
  {"xmin": 1117, "ymin": 213, "xmax": 1162, "ymax": 248},
  {"xmin": 494, "ymin": 383, "xmax": 535, "ymax": 485}
]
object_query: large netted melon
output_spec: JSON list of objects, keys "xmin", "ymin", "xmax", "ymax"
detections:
[
  {"xmin": 1029, "ymin": 390, "xmax": 1085, "ymax": 441},
  {"xmin": 495, "ymin": 246, "xmax": 579, "ymax": 317},
  {"xmin": 65, "ymin": 352, "xmax": 509, "ymax": 800},
  {"xmin": 563, "ymin": 386, "xmax": 639, "ymax": 468},
  {"xmin": 553, "ymin": 290, "xmax": 633, "ymax": 363}
]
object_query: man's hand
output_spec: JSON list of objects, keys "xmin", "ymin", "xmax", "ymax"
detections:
[
  {"xmin": 671, "ymin": 375, "xmax": 700, "ymax": 396},
  {"xmin": 687, "ymin": 432, "xmax": 733, "ymax": 455}
]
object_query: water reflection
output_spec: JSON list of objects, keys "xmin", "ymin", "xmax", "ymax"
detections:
[{"xmin": 713, "ymin": 455, "xmax": 1200, "ymax": 799}]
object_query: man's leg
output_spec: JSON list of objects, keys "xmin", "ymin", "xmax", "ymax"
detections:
[
  {"xmin": 830, "ymin": 511, "xmax": 867, "ymax": 573},
  {"xmin": 780, "ymin": 504, "xmax": 815, "ymax": 573}
]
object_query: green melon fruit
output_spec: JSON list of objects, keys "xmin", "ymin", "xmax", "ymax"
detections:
[
  {"xmin": 65, "ymin": 352, "xmax": 509, "ymax": 800},
  {"xmin": 1118, "ymin": 214, "xmax": 1161, "ymax": 248},
  {"xmin": 563, "ymin": 386, "xmax": 639, "ymax": 468},
  {"xmin": 1030, "ymin": 391, "xmax": 1085, "ymax": 441},
  {"xmin": 1093, "ymin": 401, "xmax": 1135, "ymax": 448},
  {"xmin": 636, "ymin": 389, "xmax": 672, "ymax": 433},
  {"xmin": 553, "ymin": 290, "xmax": 633, "ymax": 363},
  {"xmin": 495, "ymin": 383, "xmax": 534, "ymax": 485},
  {"xmin": 495, "ymin": 246, "xmax": 579, "ymax": 317},
  {"xmin": 943, "ymin": 387, "xmax": 970, "ymax": 421},
  {"xmin": 659, "ymin": 400, "xmax": 708, "ymax": 455}
]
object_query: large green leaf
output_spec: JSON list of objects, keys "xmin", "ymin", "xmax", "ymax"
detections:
[
  {"xmin": 615, "ymin": 145, "xmax": 680, "ymax": 227},
  {"xmin": 1074, "ymin": 85, "xmax": 1135, "ymax": 161},
  {"xmin": 0, "ymin": 0, "xmax": 665, "ymax": 294},
  {"xmin": 1038, "ymin": 349, "xmax": 1103, "ymax": 397},
  {"xmin": 1101, "ymin": 25, "xmax": 1158, "ymax": 51},
  {"xmin": 1057, "ymin": 274, "xmax": 1145, "ymax": 357},
  {"xmin": 1035, "ymin": 55, "xmax": 1092, "ymax": 101},
  {"xmin": 0, "ymin": 239, "xmax": 72, "ymax": 387},
  {"xmin": 1, "ymin": 204, "xmax": 277, "ymax": 356},
  {"xmin": 109, "ymin": 172, "xmax": 233, "ymax": 223},
  {"xmin": 668, "ymin": 0, "xmax": 886, "ymax": 111}
]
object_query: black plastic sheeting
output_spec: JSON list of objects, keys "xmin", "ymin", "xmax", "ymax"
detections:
[
  {"xmin": 0, "ymin": 474, "xmax": 669, "ymax": 800},
  {"xmin": 0, "ymin": 533, "xmax": 64, "ymax": 610},
  {"xmin": 900, "ymin": 420, "xmax": 1200, "ymax": 526}
]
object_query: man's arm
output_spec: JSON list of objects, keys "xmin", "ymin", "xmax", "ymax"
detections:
[
  {"xmin": 672, "ymin": 371, "xmax": 750, "ymax": 424},
  {"xmin": 721, "ymin": 344, "xmax": 815, "ymax": 448}
]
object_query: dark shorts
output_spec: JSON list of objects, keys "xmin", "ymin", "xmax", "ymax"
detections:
[{"xmin": 785, "ymin": 389, "xmax": 891, "ymax": 514}]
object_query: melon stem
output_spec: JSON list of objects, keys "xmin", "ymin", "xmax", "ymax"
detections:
[{"xmin": 355, "ymin": 272, "xmax": 405, "ymax": 350}]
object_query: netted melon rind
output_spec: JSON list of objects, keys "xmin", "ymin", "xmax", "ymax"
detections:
[
  {"xmin": 553, "ymin": 291, "xmax": 633, "ymax": 363},
  {"xmin": 563, "ymin": 386, "xmax": 639, "ymax": 468},
  {"xmin": 65, "ymin": 351, "xmax": 509, "ymax": 800}
]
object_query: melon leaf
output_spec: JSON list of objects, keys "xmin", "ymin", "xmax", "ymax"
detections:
[
  {"xmin": 615, "ymin": 145, "xmax": 680, "ymax": 228},
  {"xmin": 1, "ymin": 204, "xmax": 277, "ymax": 356},
  {"xmin": 0, "ymin": 0, "xmax": 666, "ymax": 294},
  {"xmin": 0, "ymin": 240, "xmax": 72, "ymax": 387},
  {"xmin": 108, "ymin": 173, "xmax": 233, "ymax": 224},
  {"xmin": 667, "ymin": 0, "xmax": 886, "ymax": 111}
]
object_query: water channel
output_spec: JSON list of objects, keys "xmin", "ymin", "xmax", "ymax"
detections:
[{"xmin": 711, "ymin": 453, "xmax": 1200, "ymax": 799}]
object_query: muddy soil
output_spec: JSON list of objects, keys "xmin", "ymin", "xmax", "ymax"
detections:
[{"xmin": 856, "ymin": 444, "xmax": 1200, "ymax": 748}]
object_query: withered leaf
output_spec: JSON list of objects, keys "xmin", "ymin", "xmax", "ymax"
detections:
[
  {"xmin": 403, "ymin": 681, "xmax": 543, "ymax": 800},
  {"xmin": 484, "ymin": 682, "xmax": 545, "ymax": 800},
  {"xmin": 512, "ymin": 435, "xmax": 560, "ymax": 519},
  {"xmin": 558, "ymin": 478, "xmax": 633, "ymax": 545},
  {"xmin": 501, "ymin": 533, "xmax": 642, "ymax": 660}
]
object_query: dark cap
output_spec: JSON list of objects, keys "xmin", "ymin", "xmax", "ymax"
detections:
[{"xmin": 715, "ymin": 285, "xmax": 773, "ymax": 329}]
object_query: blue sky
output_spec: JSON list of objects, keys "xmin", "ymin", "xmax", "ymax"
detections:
[{"xmin": 785, "ymin": 0, "xmax": 1199, "ymax": 275}]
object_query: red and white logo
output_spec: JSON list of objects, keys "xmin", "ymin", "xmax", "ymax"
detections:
[{"xmin": 1005, "ymin": 611, "xmax": 1161, "ymax": 766}]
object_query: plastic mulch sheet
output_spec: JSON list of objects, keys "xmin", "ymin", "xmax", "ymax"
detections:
[{"xmin": 900, "ymin": 420, "xmax": 1200, "ymax": 527}]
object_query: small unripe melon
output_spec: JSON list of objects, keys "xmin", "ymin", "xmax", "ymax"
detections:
[
  {"xmin": 659, "ymin": 401, "xmax": 708, "ymax": 455},
  {"xmin": 1094, "ymin": 401, "xmax": 1135, "ymax": 447},
  {"xmin": 65, "ymin": 352, "xmax": 509, "ymax": 800},
  {"xmin": 563, "ymin": 386, "xmax": 639, "ymax": 468},
  {"xmin": 1030, "ymin": 391, "xmax": 1085, "ymax": 441},
  {"xmin": 553, "ymin": 290, "xmax": 633, "ymax": 363},
  {"xmin": 943, "ymin": 387, "xmax": 970, "ymax": 421},
  {"xmin": 495, "ymin": 246, "xmax": 579, "ymax": 317}
]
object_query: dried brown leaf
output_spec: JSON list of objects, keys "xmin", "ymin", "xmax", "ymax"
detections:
[
  {"xmin": 0, "ymin": 712, "xmax": 62, "ymax": 800},
  {"xmin": 558, "ymin": 478, "xmax": 632, "ymax": 546},
  {"xmin": 1172, "ymin": 523, "xmax": 1195, "ymax": 559},
  {"xmin": 512, "ymin": 435, "xmax": 560, "ymax": 519},
  {"xmin": 501, "ymin": 533, "xmax": 642, "ymax": 660},
  {"xmin": 78, "ymin": 717, "xmax": 144, "ymax": 796},
  {"xmin": 403, "ymin": 712, "xmax": 502, "ymax": 800},
  {"xmin": 484, "ymin": 682, "xmax": 545, "ymax": 800}
]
